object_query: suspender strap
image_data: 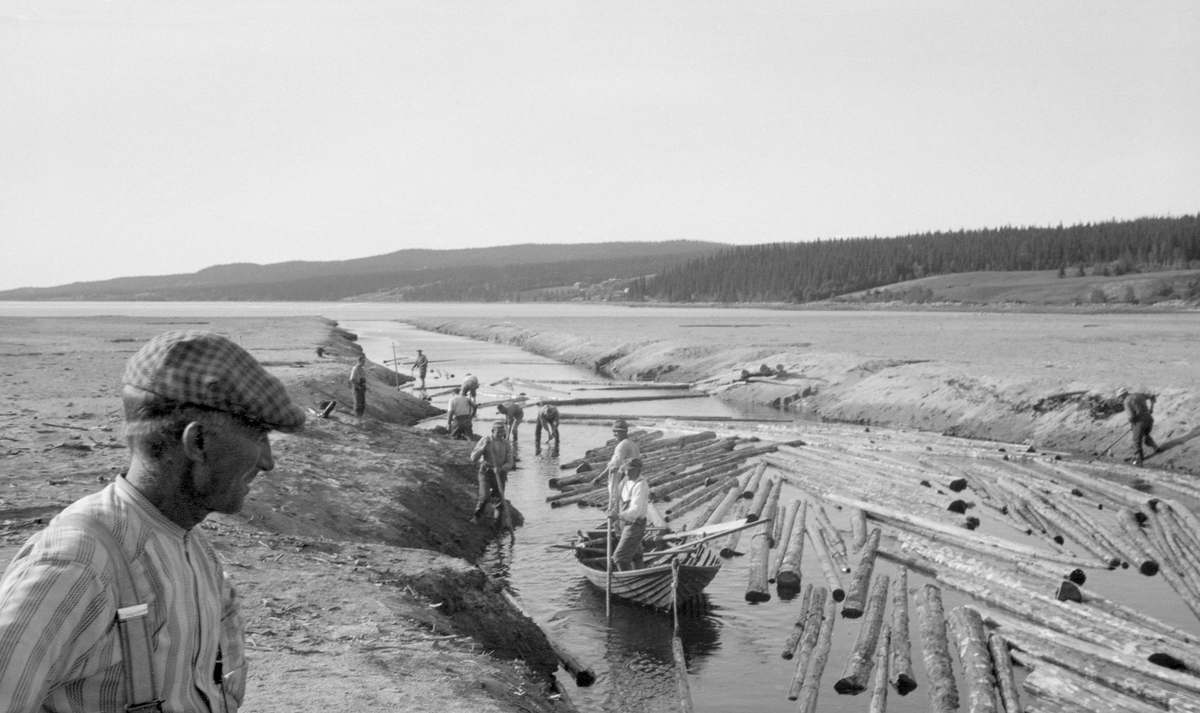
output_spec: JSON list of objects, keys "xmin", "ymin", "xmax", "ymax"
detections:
[{"xmin": 53, "ymin": 514, "xmax": 161, "ymax": 712}]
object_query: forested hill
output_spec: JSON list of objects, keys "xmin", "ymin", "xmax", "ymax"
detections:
[
  {"xmin": 647, "ymin": 214, "xmax": 1200, "ymax": 303},
  {"xmin": 0, "ymin": 241, "xmax": 723, "ymax": 302}
]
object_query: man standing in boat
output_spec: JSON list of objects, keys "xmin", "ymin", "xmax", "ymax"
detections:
[
  {"xmin": 590, "ymin": 419, "xmax": 640, "ymax": 486},
  {"xmin": 610, "ymin": 457, "xmax": 648, "ymax": 571}
]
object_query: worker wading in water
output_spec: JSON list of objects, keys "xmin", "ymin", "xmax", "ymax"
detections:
[{"xmin": 469, "ymin": 420, "xmax": 514, "ymax": 524}]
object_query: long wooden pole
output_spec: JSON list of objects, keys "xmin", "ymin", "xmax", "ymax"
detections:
[
  {"xmin": 776, "ymin": 500, "xmax": 808, "ymax": 595},
  {"xmin": 781, "ymin": 584, "xmax": 814, "ymax": 660},
  {"xmin": 770, "ymin": 498, "xmax": 801, "ymax": 583},
  {"xmin": 806, "ymin": 516, "xmax": 845, "ymax": 602},
  {"xmin": 606, "ymin": 477, "xmax": 614, "ymax": 619},
  {"xmin": 841, "ymin": 527, "xmax": 882, "ymax": 619},
  {"xmin": 501, "ymin": 590, "xmax": 596, "ymax": 686},
  {"xmin": 787, "ymin": 586, "xmax": 827, "ymax": 699},
  {"xmin": 988, "ymin": 633, "xmax": 1023, "ymax": 713},
  {"xmin": 795, "ymin": 593, "xmax": 838, "ymax": 713},
  {"xmin": 868, "ymin": 625, "xmax": 891, "ymax": 713}
]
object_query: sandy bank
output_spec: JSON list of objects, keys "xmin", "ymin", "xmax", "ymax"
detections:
[
  {"xmin": 407, "ymin": 314, "xmax": 1200, "ymax": 476},
  {"xmin": 0, "ymin": 316, "xmax": 572, "ymax": 713}
]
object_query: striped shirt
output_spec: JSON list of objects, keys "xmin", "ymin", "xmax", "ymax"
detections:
[{"xmin": 0, "ymin": 477, "xmax": 245, "ymax": 713}]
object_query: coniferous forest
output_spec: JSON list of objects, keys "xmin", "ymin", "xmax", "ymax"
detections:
[{"xmin": 647, "ymin": 215, "xmax": 1200, "ymax": 303}]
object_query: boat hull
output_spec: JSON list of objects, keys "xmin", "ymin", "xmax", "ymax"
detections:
[{"xmin": 575, "ymin": 547, "xmax": 721, "ymax": 609}]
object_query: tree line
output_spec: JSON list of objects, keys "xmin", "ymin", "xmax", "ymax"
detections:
[{"xmin": 646, "ymin": 214, "xmax": 1200, "ymax": 303}]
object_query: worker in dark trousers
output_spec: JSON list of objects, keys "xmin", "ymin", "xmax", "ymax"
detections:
[{"xmin": 1118, "ymin": 386, "xmax": 1159, "ymax": 465}]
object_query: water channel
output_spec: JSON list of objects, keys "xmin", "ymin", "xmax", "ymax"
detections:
[{"xmin": 346, "ymin": 318, "xmax": 1200, "ymax": 713}]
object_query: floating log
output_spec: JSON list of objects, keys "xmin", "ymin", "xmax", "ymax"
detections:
[
  {"xmin": 869, "ymin": 626, "xmax": 890, "ymax": 713},
  {"xmin": 814, "ymin": 504, "xmax": 851, "ymax": 573},
  {"xmin": 718, "ymin": 500, "xmax": 751, "ymax": 557},
  {"xmin": 742, "ymin": 463, "xmax": 765, "ymax": 499},
  {"xmin": 826, "ymin": 493, "xmax": 1107, "ymax": 569},
  {"xmin": 947, "ymin": 606, "xmax": 999, "ymax": 713},
  {"xmin": 770, "ymin": 499, "xmax": 801, "ymax": 583},
  {"xmin": 849, "ymin": 508, "xmax": 868, "ymax": 552},
  {"xmin": 1000, "ymin": 622, "xmax": 1198, "ymax": 710},
  {"xmin": 794, "ymin": 593, "xmax": 838, "ymax": 713},
  {"xmin": 672, "ymin": 635, "xmax": 694, "ymax": 713},
  {"xmin": 834, "ymin": 573, "xmax": 890, "ymax": 694},
  {"xmin": 691, "ymin": 483, "xmax": 741, "ymax": 530},
  {"xmin": 576, "ymin": 382, "xmax": 695, "ymax": 391},
  {"xmin": 745, "ymin": 531, "xmax": 772, "ymax": 602},
  {"xmin": 500, "ymin": 590, "xmax": 595, "ymax": 686},
  {"xmin": 988, "ymin": 633, "xmax": 1023, "ymax": 713},
  {"xmin": 666, "ymin": 473, "xmax": 738, "ymax": 521},
  {"xmin": 1053, "ymin": 496, "xmax": 1151, "ymax": 573},
  {"xmin": 748, "ymin": 470, "xmax": 775, "ymax": 519},
  {"xmin": 841, "ymin": 528, "xmax": 882, "ymax": 619},
  {"xmin": 1020, "ymin": 657, "xmax": 1162, "ymax": 713},
  {"xmin": 806, "ymin": 516, "xmax": 845, "ymax": 602},
  {"xmin": 787, "ymin": 586, "xmax": 827, "ymax": 699},
  {"xmin": 761, "ymin": 477, "xmax": 783, "ymax": 546},
  {"xmin": 776, "ymin": 500, "xmax": 808, "ymax": 595},
  {"xmin": 541, "ymin": 392, "xmax": 708, "ymax": 407},
  {"xmin": 781, "ymin": 584, "xmax": 815, "ymax": 659},
  {"xmin": 915, "ymin": 584, "xmax": 960, "ymax": 713},
  {"xmin": 888, "ymin": 567, "xmax": 918, "ymax": 695}
]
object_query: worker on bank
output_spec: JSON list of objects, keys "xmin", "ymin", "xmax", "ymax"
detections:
[
  {"xmin": 412, "ymin": 349, "xmax": 429, "ymax": 389},
  {"xmin": 447, "ymin": 385, "xmax": 475, "ymax": 440},
  {"xmin": 610, "ymin": 457, "xmax": 648, "ymax": 571},
  {"xmin": 497, "ymin": 397, "xmax": 525, "ymax": 442},
  {"xmin": 470, "ymin": 420, "xmax": 515, "ymax": 524},
  {"xmin": 591, "ymin": 419, "xmax": 640, "ymax": 486},
  {"xmin": 350, "ymin": 354, "xmax": 368, "ymax": 418},
  {"xmin": 0, "ymin": 330, "xmax": 305, "ymax": 712},
  {"xmin": 461, "ymin": 373, "xmax": 480, "ymax": 416},
  {"xmin": 1118, "ymin": 386, "xmax": 1159, "ymax": 465},
  {"xmin": 535, "ymin": 402, "xmax": 560, "ymax": 445}
]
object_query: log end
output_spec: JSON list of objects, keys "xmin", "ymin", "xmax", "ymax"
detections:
[
  {"xmin": 1148, "ymin": 652, "xmax": 1187, "ymax": 671},
  {"xmin": 833, "ymin": 678, "xmax": 866, "ymax": 695},
  {"xmin": 745, "ymin": 590, "xmax": 772, "ymax": 603},
  {"xmin": 1055, "ymin": 581, "xmax": 1082, "ymax": 603},
  {"xmin": 892, "ymin": 674, "xmax": 918, "ymax": 696},
  {"xmin": 964, "ymin": 517, "xmax": 981, "ymax": 530},
  {"xmin": 1106, "ymin": 557, "xmax": 1122, "ymax": 570},
  {"xmin": 574, "ymin": 669, "xmax": 597, "ymax": 687},
  {"xmin": 1052, "ymin": 534, "xmax": 1065, "ymax": 545},
  {"xmin": 1139, "ymin": 560, "xmax": 1160, "ymax": 577},
  {"xmin": 1067, "ymin": 568, "xmax": 1087, "ymax": 585},
  {"xmin": 840, "ymin": 607, "xmax": 864, "ymax": 619},
  {"xmin": 745, "ymin": 513, "xmax": 759, "ymax": 523},
  {"xmin": 947, "ymin": 500, "xmax": 968, "ymax": 514},
  {"xmin": 831, "ymin": 588, "xmax": 846, "ymax": 602},
  {"xmin": 948, "ymin": 478, "xmax": 968, "ymax": 492}
]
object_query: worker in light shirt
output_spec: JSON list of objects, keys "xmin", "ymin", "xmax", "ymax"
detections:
[{"xmin": 610, "ymin": 457, "xmax": 648, "ymax": 571}]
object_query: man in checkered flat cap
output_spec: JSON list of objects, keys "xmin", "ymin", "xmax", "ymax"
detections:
[{"xmin": 0, "ymin": 330, "xmax": 304, "ymax": 713}]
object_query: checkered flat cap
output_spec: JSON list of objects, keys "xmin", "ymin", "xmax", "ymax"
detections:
[{"xmin": 123, "ymin": 331, "xmax": 306, "ymax": 432}]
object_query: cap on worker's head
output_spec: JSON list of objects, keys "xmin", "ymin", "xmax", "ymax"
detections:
[
  {"xmin": 612, "ymin": 419, "xmax": 629, "ymax": 431},
  {"xmin": 622, "ymin": 457, "xmax": 644, "ymax": 472},
  {"xmin": 123, "ymin": 330, "xmax": 306, "ymax": 432}
]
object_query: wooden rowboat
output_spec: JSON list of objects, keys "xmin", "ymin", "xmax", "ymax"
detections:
[{"xmin": 572, "ymin": 526, "xmax": 723, "ymax": 610}]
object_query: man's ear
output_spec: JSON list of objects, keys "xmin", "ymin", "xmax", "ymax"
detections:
[{"xmin": 180, "ymin": 421, "xmax": 208, "ymax": 464}]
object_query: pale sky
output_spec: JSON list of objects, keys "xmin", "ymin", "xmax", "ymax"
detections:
[{"xmin": 1, "ymin": 1, "xmax": 1197, "ymax": 291}]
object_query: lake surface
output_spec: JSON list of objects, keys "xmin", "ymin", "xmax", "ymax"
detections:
[{"xmin": 4, "ymin": 301, "xmax": 1197, "ymax": 712}]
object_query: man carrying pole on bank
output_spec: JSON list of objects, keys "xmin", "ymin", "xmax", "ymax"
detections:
[
  {"xmin": 470, "ymin": 420, "xmax": 515, "ymax": 527},
  {"xmin": 1117, "ymin": 387, "xmax": 1160, "ymax": 465}
]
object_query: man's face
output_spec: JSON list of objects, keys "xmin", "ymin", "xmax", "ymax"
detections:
[
  {"xmin": 197, "ymin": 418, "xmax": 275, "ymax": 515},
  {"xmin": 624, "ymin": 466, "xmax": 642, "ymax": 480},
  {"xmin": 613, "ymin": 429, "xmax": 627, "ymax": 440}
]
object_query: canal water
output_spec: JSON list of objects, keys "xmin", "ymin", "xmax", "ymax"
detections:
[{"xmin": 346, "ymin": 318, "xmax": 1200, "ymax": 713}]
